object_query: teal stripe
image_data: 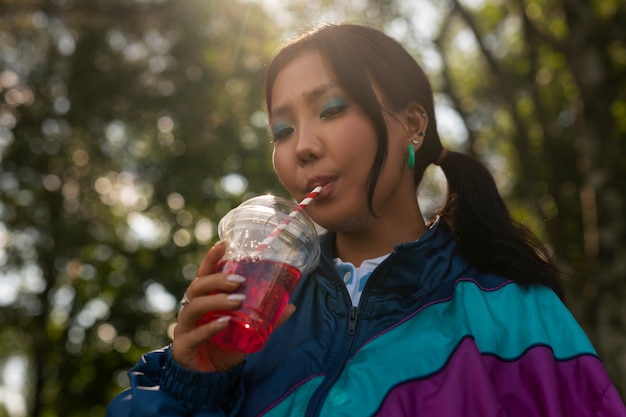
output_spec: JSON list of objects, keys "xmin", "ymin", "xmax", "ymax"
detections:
[
  {"xmin": 313, "ymin": 280, "xmax": 597, "ymax": 416},
  {"xmin": 263, "ymin": 376, "xmax": 323, "ymax": 417}
]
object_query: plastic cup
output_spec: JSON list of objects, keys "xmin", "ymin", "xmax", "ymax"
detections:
[{"xmin": 199, "ymin": 195, "xmax": 320, "ymax": 353}]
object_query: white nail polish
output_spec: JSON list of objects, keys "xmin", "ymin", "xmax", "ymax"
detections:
[
  {"xmin": 227, "ymin": 294, "xmax": 246, "ymax": 301},
  {"xmin": 216, "ymin": 316, "xmax": 231, "ymax": 323},
  {"xmin": 227, "ymin": 274, "xmax": 246, "ymax": 283}
]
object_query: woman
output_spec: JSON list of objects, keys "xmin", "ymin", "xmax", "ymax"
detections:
[{"xmin": 107, "ymin": 24, "xmax": 625, "ymax": 416}]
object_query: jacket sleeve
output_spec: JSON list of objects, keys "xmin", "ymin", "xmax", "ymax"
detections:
[{"xmin": 106, "ymin": 345, "xmax": 245, "ymax": 417}]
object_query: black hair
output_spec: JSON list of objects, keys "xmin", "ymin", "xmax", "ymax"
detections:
[{"xmin": 265, "ymin": 23, "xmax": 564, "ymax": 299}]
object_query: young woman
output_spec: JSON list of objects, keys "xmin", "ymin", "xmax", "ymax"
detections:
[{"xmin": 107, "ymin": 24, "xmax": 625, "ymax": 416}]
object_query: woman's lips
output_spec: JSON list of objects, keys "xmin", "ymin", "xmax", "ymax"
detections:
[
  {"xmin": 305, "ymin": 177, "xmax": 336, "ymax": 201},
  {"xmin": 316, "ymin": 181, "xmax": 335, "ymax": 200}
]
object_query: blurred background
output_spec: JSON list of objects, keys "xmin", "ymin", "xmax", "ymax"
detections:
[{"xmin": 0, "ymin": 0, "xmax": 624, "ymax": 415}]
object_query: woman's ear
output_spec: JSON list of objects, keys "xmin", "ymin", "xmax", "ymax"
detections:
[{"xmin": 404, "ymin": 102, "xmax": 428, "ymax": 141}]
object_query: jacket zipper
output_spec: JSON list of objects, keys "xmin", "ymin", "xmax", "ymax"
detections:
[
  {"xmin": 304, "ymin": 305, "xmax": 359, "ymax": 417},
  {"xmin": 303, "ymin": 256, "xmax": 359, "ymax": 416},
  {"xmin": 348, "ymin": 306, "xmax": 358, "ymax": 335},
  {"xmin": 304, "ymin": 250, "xmax": 394, "ymax": 416}
]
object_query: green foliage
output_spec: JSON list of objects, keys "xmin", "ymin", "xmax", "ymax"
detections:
[
  {"xmin": 431, "ymin": 0, "xmax": 626, "ymax": 397},
  {"xmin": 0, "ymin": 0, "xmax": 282, "ymax": 415}
]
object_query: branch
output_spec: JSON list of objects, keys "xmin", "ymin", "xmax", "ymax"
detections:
[
  {"xmin": 449, "ymin": 0, "xmax": 535, "ymax": 193},
  {"xmin": 510, "ymin": 0, "xmax": 567, "ymax": 52},
  {"xmin": 432, "ymin": 11, "xmax": 477, "ymax": 154}
]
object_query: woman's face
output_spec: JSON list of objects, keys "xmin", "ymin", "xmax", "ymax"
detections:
[{"xmin": 269, "ymin": 49, "xmax": 418, "ymax": 234}]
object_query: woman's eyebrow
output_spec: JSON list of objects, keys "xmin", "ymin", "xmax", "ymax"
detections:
[{"xmin": 270, "ymin": 81, "xmax": 341, "ymax": 120}]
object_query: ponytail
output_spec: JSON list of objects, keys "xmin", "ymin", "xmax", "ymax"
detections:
[{"xmin": 436, "ymin": 150, "xmax": 564, "ymax": 300}]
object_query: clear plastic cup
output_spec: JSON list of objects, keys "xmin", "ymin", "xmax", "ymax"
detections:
[{"xmin": 199, "ymin": 195, "xmax": 320, "ymax": 353}]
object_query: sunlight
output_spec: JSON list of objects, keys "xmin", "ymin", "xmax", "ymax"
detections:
[
  {"xmin": 0, "ymin": 356, "xmax": 27, "ymax": 417},
  {"xmin": 221, "ymin": 173, "xmax": 249, "ymax": 196},
  {"xmin": 145, "ymin": 282, "xmax": 177, "ymax": 313},
  {"xmin": 126, "ymin": 211, "xmax": 169, "ymax": 246},
  {"xmin": 0, "ymin": 269, "xmax": 20, "ymax": 306}
]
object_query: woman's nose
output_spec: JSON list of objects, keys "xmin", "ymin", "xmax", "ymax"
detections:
[{"xmin": 294, "ymin": 127, "xmax": 322, "ymax": 165}]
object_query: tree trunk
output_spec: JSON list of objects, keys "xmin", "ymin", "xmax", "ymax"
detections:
[{"xmin": 562, "ymin": 0, "xmax": 626, "ymax": 396}]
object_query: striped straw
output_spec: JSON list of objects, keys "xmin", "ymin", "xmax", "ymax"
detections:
[{"xmin": 253, "ymin": 186, "xmax": 322, "ymax": 253}]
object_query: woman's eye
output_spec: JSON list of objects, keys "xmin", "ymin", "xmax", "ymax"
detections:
[
  {"xmin": 270, "ymin": 123, "xmax": 294, "ymax": 143},
  {"xmin": 320, "ymin": 97, "xmax": 349, "ymax": 119}
]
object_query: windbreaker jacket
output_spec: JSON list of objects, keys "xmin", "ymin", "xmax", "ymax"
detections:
[{"xmin": 106, "ymin": 221, "xmax": 626, "ymax": 417}]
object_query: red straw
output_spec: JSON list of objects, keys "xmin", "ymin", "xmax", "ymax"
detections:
[{"xmin": 254, "ymin": 186, "xmax": 322, "ymax": 253}]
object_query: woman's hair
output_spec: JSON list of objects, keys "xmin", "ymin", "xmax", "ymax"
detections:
[{"xmin": 265, "ymin": 23, "xmax": 564, "ymax": 299}]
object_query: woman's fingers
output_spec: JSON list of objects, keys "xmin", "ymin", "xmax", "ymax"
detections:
[
  {"xmin": 172, "ymin": 317, "xmax": 232, "ymax": 371},
  {"xmin": 174, "ymin": 316, "xmax": 230, "ymax": 348},
  {"xmin": 176, "ymin": 290, "xmax": 244, "ymax": 333},
  {"xmin": 276, "ymin": 303, "xmax": 296, "ymax": 328},
  {"xmin": 197, "ymin": 240, "xmax": 226, "ymax": 277},
  {"xmin": 184, "ymin": 272, "xmax": 245, "ymax": 300},
  {"xmin": 172, "ymin": 240, "xmax": 299, "ymax": 372},
  {"xmin": 171, "ymin": 241, "xmax": 252, "ymax": 372}
]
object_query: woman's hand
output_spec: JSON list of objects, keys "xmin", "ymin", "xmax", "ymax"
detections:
[
  {"xmin": 172, "ymin": 241, "xmax": 245, "ymax": 372},
  {"xmin": 172, "ymin": 241, "xmax": 295, "ymax": 372}
]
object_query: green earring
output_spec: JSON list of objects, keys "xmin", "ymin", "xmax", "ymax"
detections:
[{"xmin": 407, "ymin": 144, "xmax": 415, "ymax": 169}]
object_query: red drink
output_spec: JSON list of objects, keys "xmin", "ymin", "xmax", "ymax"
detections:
[
  {"xmin": 199, "ymin": 195, "xmax": 320, "ymax": 354},
  {"xmin": 199, "ymin": 257, "xmax": 301, "ymax": 353}
]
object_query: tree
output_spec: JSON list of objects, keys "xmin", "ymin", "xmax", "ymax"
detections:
[
  {"xmin": 0, "ymin": 1, "xmax": 282, "ymax": 415},
  {"xmin": 430, "ymin": 0, "xmax": 626, "ymax": 396}
]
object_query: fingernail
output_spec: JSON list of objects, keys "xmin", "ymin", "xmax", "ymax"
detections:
[
  {"xmin": 227, "ymin": 274, "xmax": 246, "ymax": 283},
  {"xmin": 227, "ymin": 294, "xmax": 246, "ymax": 301},
  {"xmin": 216, "ymin": 316, "xmax": 231, "ymax": 323},
  {"xmin": 214, "ymin": 240, "xmax": 226, "ymax": 247}
]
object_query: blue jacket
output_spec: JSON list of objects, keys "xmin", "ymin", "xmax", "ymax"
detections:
[{"xmin": 106, "ymin": 221, "xmax": 625, "ymax": 416}]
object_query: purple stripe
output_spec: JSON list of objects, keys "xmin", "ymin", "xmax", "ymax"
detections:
[{"xmin": 375, "ymin": 337, "xmax": 625, "ymax": 417}]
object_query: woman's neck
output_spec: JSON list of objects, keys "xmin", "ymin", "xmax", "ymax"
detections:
[{"xmin": 334, "ymin": 216, "xmax": 427, "ymax": 267}]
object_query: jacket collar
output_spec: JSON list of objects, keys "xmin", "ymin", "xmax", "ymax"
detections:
[{"xmin": 315, "ymin": 219, "xmax": 468, "ymax": 298}]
